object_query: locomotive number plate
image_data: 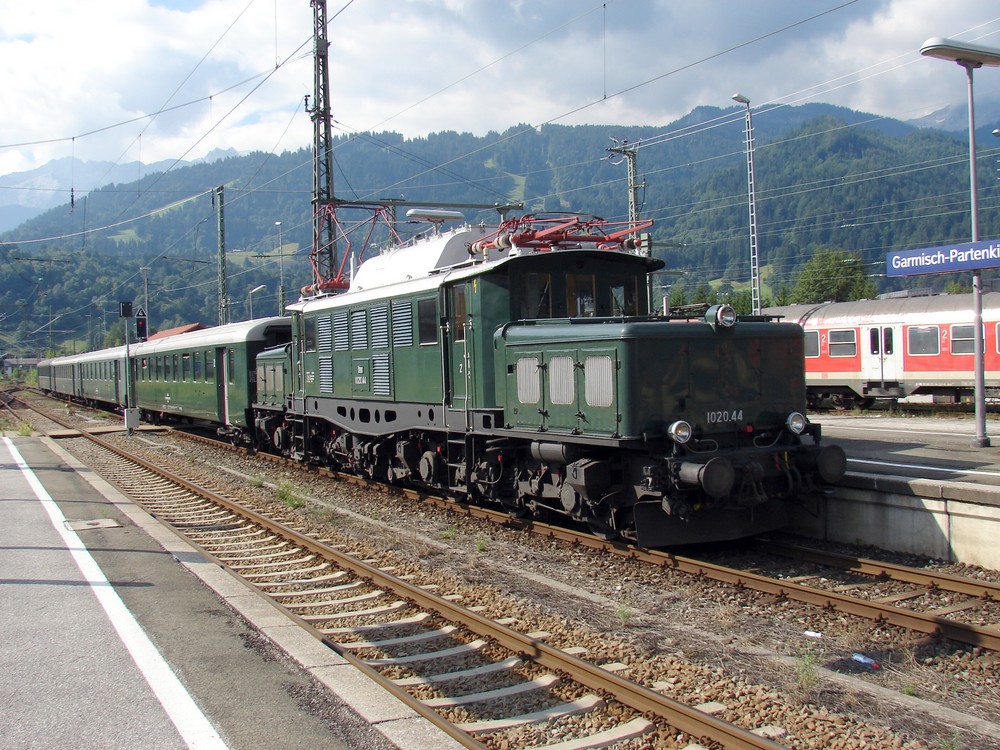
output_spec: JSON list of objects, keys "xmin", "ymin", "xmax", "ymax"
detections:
[{"xmin": 706, "ymin": 409, "xmax": 743, "ymax": 423}]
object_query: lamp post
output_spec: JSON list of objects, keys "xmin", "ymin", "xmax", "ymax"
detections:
[
  {"xmin": 248, "ymin": 284, "xmax": 266, "ymax": 320},
  {"xmin": 732, "ymin": 93, "xmax": 761, "ymax": 315},
  {"xmin": 920, "ymin": 37, "xmax": 1000, "ymax": 448},
  {"xmin": 275, "ymin": 220, "xmax": 284, "ymax": 314}
]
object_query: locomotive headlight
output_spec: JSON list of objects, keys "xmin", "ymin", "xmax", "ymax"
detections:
[
  {"xmin": 785, "ymin": 411, "xmax": 808, "ymax": 435},
  {"xmin": 705, "ymin": 304, "xmax": 737, "ymax": 329},
  {"xmin": 667, "ymin": 420, "xmax": 693, "ymax": 444}
]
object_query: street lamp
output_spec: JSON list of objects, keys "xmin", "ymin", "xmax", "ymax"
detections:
[
  {"xmin": 920, "ymin": 36, "xmax": 1000, "ymax": 448},
  {"xmin": 732, "ymin": 93, "xmax": 761, "ymax": 315},
  {"xmin": 275, "ymin": 220, "xmax": 284, "ymax": 314},
  {"xmin": 248, "ymin": 284, "xmax": 266, "ymax": 320}
]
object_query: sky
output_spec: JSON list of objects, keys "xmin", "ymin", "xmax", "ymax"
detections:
[{"xmin": 1, "ymin": 0, "xmax": 1000, "ymax": 178}]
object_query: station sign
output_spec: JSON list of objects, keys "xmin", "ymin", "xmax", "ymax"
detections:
[{"xmin": 886, "ymin": 238, "xmax": 1000, "ymax": 277}]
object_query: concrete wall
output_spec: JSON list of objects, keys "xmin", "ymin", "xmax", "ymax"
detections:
[{"xmin": 790, "ymin": 473, "xmax": 1000, "ymax": 569}]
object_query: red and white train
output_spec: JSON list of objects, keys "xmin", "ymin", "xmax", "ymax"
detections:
[{"xmin": 765, "ymin": 291, "xmax": 1000, "ymax": 409}]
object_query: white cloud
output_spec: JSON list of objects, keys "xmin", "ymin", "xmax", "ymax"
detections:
[{"xmin": 1, "ymin": 0, "xmax": 998, "ymax": 176}]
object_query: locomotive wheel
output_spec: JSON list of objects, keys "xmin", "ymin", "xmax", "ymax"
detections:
[{"xmin": 586, "ymin": 504, "xmax": 618, "ymax": 540}]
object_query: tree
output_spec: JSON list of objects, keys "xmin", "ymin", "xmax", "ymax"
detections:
[{"xmin": 792, "ymin": 248, "xmax": 877, "ymax": 303}]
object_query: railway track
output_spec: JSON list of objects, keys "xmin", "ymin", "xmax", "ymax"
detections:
[
  {"xmin": 9, "ymin": 390, "xmax": 805, "ymax": 750},
  {"xmin": 11, "ymin": 387, "xmax": 1000, "ymax": 655}
]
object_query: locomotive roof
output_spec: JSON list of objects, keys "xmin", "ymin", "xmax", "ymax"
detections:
[
  {"xmin": 288, "ymin": 224, "xmax": 657, "ymax": 314},
  {"xmin": 764, "ymin": 291, "xmax": 1000, "ymax": 325}
]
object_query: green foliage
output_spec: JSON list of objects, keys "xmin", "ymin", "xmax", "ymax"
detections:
[
  {"xmin": 275, "ymin": 480, "xmax": 304, "ymax": 509},
  {"xmin": 2, "ymin": 104, "xmax": 995, "ymax": 357},
  {"xmin": 792, "ymin": 249, "xmax": 878, "ymax": 303}
]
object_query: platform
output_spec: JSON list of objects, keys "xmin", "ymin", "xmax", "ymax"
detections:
[{"xmin": 0, "ymin": 434, "xmax": 463, "ymax": 750}]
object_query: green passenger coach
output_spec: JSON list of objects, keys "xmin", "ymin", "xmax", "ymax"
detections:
[{"xmin": 131, "ymin": 317, "xmax": 291, "ymax": 435}]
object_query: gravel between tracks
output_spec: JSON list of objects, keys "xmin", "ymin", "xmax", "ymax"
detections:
[{"xmin": 24, "ymin": 405, "xmax": 1000, "ymax": 750}]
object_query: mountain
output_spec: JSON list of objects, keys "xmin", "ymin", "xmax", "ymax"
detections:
[
  {"xmin": 905, "ymin": 92, "xmax": 1000, "ymax": 132},
  {"xmin": 2, "ymin": 103, "xmax": 1000, "ymax": 357},
  {"xmin": 0, "ymin": 148, "xmax": 240, "ymax": 232}
]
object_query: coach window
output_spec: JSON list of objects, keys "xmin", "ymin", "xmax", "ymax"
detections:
[
  {"xmin": 869, "ymin": 327, "xmax": 893, "ymax": 355},
  {"xmin": 828, "ymin": 329, "xmax": 857, "ymax": 357},
  {"xmin": 205, "ymin": 351, "xmax": 215, "ymax": 381},
  {"xmin": 567, "ymin": 273, "xmax": 596, "ymax": 317},
  {"xmin": 417, "ymin": 298, "xmax": 437, "ymax": 344},
  {"xmin": 907, "ymin": 326, "xmax": 940, "ymax": 356},
  {"xmin": 193, "ymin": 351, "xmax": 203, "ymax": 381},
  {"xmin": 520, "ymin": 273, "xmax": 551, "ymax": 319},
  {"xmin": 228, "ymin": 349, "xmax": 236, "ymax": 384},
  {"xmin": 804, "ymin": 330, "xmax": 820, "ymax": 358},
  {"xmin": 950, "ymin": 324, "xmax": 975, "ymax": 355},
  {"xmin": 182, "ymin": 353, "xmax": 191, "ymax": 381}
]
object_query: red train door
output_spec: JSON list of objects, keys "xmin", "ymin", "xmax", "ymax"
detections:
[{"xmin": 861, "ymin": 325, "xmax": 903, "ymax": 390}]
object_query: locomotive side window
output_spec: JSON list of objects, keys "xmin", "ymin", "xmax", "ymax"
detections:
[
  {"xmin": 584, "ymin": 355, "xmax": 614, "ymax": 407},
  {"xmin": 317, "ymin": 315, "xmax": 333, "ymax": 351},
  {"xmin": 304, "ymin": 316, "xmax": 318, "ymax": 352},
  {"xmin": 417, "ymin": 298, "xmax": 437, "ymax": 345},
  {"xmin": 392, "ymin": 301, "xmax": 413, "ymax": 347},
  {"xmin": 516, "ymin": 357, "xmax": 541, "ymax": 404},
  {"xmin": 371, "ymin": 305, "xmax": 389, "ymax": 349},
  {"xmin": 804, "ymin": 330, "xmax": 820, "ymax": 357},
  {"xmin": 350, "ymin": 309, "xmax": 368, "ymax": 349},
  {"xmin": 907, "ymin": 326, "xmax": 940, "ymax": 356},
  {"xmin": 334, "ymin": 311, "xmax": 350, "ymax": 351},
  {"xmin": 950, "ymin": 324, "xmax": 975, "ymax": 355},
  {"xmin": 828, "ymin": 329, "xmax": 857, "ymax": 357},
  {"xmin": 567, "ymin": 274, "xmax": 596, "ymax": 317},
  {"xmin": 549, "ymin": 356, "xmax": 575, "ymax": 405},
  {"xmin": 520, "ymin": 273, "xmax": 551, "ymax": 319}
]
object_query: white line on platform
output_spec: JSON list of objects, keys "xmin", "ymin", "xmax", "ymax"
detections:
[{"xmin": 2, "ymin": 437, "xmax": 228, "ymax": 750}]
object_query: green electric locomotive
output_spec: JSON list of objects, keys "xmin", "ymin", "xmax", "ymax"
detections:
[{"xmin": 256, "ymin": 214, "xmax": 845, "ymax": 546}]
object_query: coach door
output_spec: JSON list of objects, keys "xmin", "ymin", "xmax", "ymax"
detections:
[
  {"xmin": 215, "ymin": 347, "xmax": 228, "ymax": 425},
  {"xmin": 861, "ymin": 325, "xmax": 903, "ymax": 388}
]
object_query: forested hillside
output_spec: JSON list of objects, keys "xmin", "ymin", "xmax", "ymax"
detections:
[{"xmin": 2, "ymin": 102, "xmax": 998, "ymax": 356}]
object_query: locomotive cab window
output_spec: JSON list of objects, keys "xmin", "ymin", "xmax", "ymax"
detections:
[
  {"xmin": 828, "ymin": 329, "xmax": 857, "ymax": 357},
  {"xmin": 567, "ymin": 274, "xmax": 596, "ymax": 317},
  {"xmin": 907, "ymin": 326, "xmax": 940, "ymax": 356},
  {"xmin": 609, "ymin": 277, "xmax": 638, "ymax": 317},
  {"xmin": 950, "ymin": 324, "xmax": 975, "ymax": 355},
  {"xmin": 520, "ymin": 273, "xmax": 551, "ymax": 319}
]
